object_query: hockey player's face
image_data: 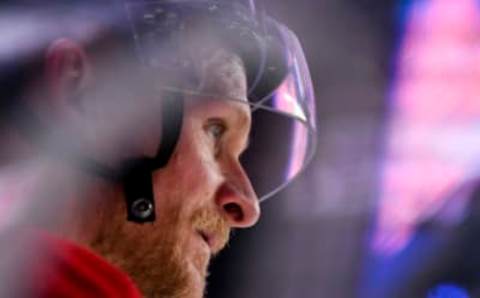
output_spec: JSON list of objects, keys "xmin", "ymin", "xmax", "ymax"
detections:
[
  {"xmin": 91, "ymin": 50, "xmax": 260, "ymax": 298},
  {"xmin": 148, "ymin": 50, "xmax": 261, "ymax": 298}
]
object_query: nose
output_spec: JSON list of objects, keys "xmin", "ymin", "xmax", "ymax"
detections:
[{"xmin": 215, "ymin": 164, "xmax": 260, "ymax": 228}]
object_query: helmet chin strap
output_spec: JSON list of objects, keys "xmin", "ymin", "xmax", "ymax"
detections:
[
  {"xmin": 121, "ymin": 91, "xmax": 184, "ymax": 223},
  {"xmin": 14, "ymin": 91, "xmax": 184, "ymax": 224}
]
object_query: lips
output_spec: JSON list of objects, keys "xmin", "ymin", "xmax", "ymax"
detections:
[
  {"xmin": 196, "ymin": 230, "xmax": 215, "ymax": 253},
  {"xmin": 191, "ymin": 208, "xmax": 230, "ymax": 255}
]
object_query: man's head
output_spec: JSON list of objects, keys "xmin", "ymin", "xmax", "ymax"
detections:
[
  {"xmin": 82, "ymin": 48, "xmax": 259, "ymax": 298},
  {"xmin": 33, "ymin": 33, "xmax": 261, "ymax": 297}
]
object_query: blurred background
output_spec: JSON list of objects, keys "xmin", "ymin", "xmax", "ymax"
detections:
[{"xmin": 209, "ymin": 0, "xmax": 480, "ymax": 297}]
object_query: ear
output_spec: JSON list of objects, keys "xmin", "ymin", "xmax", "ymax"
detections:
[{"xmin": 44, "ymin": 38, "xmax": 91, "ymax": 106}]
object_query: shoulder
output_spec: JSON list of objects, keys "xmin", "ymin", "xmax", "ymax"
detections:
[{"xmin": 0, "ymin": 227, "xmax": 143, "ymax": 298}]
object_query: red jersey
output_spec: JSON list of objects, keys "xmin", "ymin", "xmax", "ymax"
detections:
[{"xmin": 0, "ymin": 229, "xmax": 142, "ymax": 298}]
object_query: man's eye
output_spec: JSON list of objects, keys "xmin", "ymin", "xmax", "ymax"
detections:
[{"xmin": 205, "ymin": 119, "xmax": 227, "ymax": 140}]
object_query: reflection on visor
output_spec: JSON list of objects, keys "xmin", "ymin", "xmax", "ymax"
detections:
[
  {"xmin": 125, "ymin": 0, "xmax": 317, "ymax": 201},
  {"xmin": 273, "ymin": 74, "xmax": 308, "ymax": 122},
  {"xmin": 289, "ymin": 120, "xmax": 310, "ymax": 181}
]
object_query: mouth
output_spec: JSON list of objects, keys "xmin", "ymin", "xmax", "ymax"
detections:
[{"xmin": 196, "ymin": 230, "xmax": 216, "ymax": 254}]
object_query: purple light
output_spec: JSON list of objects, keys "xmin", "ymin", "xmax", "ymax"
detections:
[{"xmin": 374, "ymin": 0, "xmax": 480, "ymax": 255}]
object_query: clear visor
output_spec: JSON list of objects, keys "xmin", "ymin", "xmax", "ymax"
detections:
[
  {"xmin": 125, "ymin": 0, "xmax": 317, "ymax": 201},
  {"xmin": 243, "ymin": 26, "xmax": 317, "ymax": 202}
]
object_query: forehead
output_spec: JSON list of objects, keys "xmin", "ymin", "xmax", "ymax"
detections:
[
  {"xmin": 192, "ymin": 48, "xmax": 248, "ymax": 103},
  {"xmin": 184, "ymin": 48, "xmax": 251, "ymax": 128}
]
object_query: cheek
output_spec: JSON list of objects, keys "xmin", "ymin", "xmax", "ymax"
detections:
[
  {"xmin": 152, "ymin": 125, "xmax": 222, "ymax": 216},
  {"xmin": 182, "ymin": 134, "xmax": 222, "ymax": 203}
]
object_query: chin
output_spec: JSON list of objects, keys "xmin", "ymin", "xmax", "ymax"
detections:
[
  {"xmin": 185, "ymin": 240, "xmax": 210, "ymax": 297},
  {"xmin": 143, "ymin": 235, "xmax": 210, "ymax": 298},
  {"xmin": 187, "ymin": 267, "xmax": 208, "ymax": 298}
]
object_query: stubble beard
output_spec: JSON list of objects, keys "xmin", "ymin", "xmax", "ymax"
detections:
[{"xmin": 89, "ymin": 199, "xmax": 230, "ymax": 298}]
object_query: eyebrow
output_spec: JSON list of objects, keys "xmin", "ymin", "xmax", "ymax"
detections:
[{"xmin": 206, "ymin": 97, "xmax": 250, "ymax": 126}]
